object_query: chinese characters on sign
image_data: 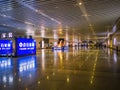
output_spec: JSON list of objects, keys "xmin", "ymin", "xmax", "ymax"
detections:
[
  {"xmin": 0, "ymin": 32, "xmax": 13, "ymax": 38},
  {"xmin": 16, "ymin": 38, "xmax": 36, "ymax": 56},
  {"xmin": 0, "ymin": 40, "xmax": 13, "ymax": 55}
]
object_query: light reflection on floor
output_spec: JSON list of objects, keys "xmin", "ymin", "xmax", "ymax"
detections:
[{"xmin": 0, "ymin": 48, "xmax": 120, "ymax": 90}]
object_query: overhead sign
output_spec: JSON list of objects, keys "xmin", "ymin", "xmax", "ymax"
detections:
[
  {"xmin": 8, "ymin": 32, "xmax": 13, "ymax": 38},
  {"xmin": 1, "ymin": 33, "xmax": 6, "ymax": 38},
  {"xmin": 0, "ymin": 32, "xmax": 14, "ymax": 39},
  {"xmin": 0, "ymin": 40, "xmax": 13, "ymax": 55},
  {"xmin": 15, "ymin": 38, "xmax": 36, "ymax": 56}
]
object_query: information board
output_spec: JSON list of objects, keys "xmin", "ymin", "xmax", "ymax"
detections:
[
  {"xmin": 15, "ymin": 38, "xmax": 36, "ymax": 56},
  {"xmin": 0, "ymin": 40, "xmax": 13, "ymax": 56}
]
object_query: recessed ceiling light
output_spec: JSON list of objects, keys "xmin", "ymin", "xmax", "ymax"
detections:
[
  {"xmin": 79, "ymin": 2, "xmax": 82, "ymax": 5},
  {"xmin": 81, "ymin": 14, "xmax": 91, "ymax": 17},
  {"xmin": 55, "ymin": 7, "xmax": 58, "ymax": 8}
]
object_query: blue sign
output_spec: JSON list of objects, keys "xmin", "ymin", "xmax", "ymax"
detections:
[
  {"xmin": 15, "ymin": 38, "xmax": 36, "ymax": 56},
  {"xmin": 0, "ymin": 40, "xmax": 13, "ymax": 55},
  {"xmin": 52, "ymin": 46, "xmax": 68, "ymax": 52}
]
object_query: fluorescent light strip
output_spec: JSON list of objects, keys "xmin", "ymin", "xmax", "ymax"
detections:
[
  {"xmin": 0, "ymin": 13, "xmax": 37, "ymax": 30},
  {"xmin": 16, "ymin": 0, "xmax": 61, "ymax": 24}
]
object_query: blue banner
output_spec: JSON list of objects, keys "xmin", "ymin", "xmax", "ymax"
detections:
[
  {"xmin": 0, "ymin": 40, "xmax": 13, "ymax": 55},
  {"xmin": 15, "ymin": 38, "xmax": 36, "ymax": 56},
  {"xmin": 52, "ymin": 46, "xmax": 68, "ymax": 52}
]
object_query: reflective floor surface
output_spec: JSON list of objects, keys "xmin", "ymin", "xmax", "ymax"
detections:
[{"xmin": 0, "ymin": 47, "xmax": 120, "ymax": 90}]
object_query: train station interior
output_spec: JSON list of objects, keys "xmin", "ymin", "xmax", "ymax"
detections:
[{"xmin": 0, "ymin": 0, "xmax": 120, "ymax": 90}]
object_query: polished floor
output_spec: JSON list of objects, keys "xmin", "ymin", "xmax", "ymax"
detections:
[{"xmin": 0, "ymin": 47, "xmax": 120, "ymax": 90}]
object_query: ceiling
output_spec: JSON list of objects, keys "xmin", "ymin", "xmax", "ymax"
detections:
[{"xmin": 0, "ymin": 0, "xmax": 120, "ymax": 41}]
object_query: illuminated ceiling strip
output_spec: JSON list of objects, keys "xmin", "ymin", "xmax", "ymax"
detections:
[
  {"xmin": 15, "ymin": 0, "xmax": 61, "ymax": 24},
  {"xmin": 77, "ymin": 0, "xmax": 97, "ymax": 40},
  {"xmin": 0, "ymin": 23, "xmax": 24, "ymax": 32},
  {"xmin": 0, "ymin": 13, "xmax": 37, "ymax": 29},
  {"xmin": 0, "ymin": 1, "xmax": 40, "ymax": 29}
]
